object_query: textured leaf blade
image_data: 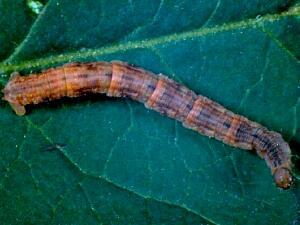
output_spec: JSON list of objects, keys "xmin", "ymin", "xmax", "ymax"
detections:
[{"xmin": 0, "ymin": 1, "xmax": 299, "ymax": 224}]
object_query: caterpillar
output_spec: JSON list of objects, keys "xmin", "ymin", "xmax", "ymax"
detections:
[{"xmin": 2, "ymin": 61, "xmax": 293, "ymax": 189}]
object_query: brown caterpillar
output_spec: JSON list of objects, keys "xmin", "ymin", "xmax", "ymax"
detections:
[{"xmin": 2, "ymin": 61, "xmax": 293, "ymax": 189}]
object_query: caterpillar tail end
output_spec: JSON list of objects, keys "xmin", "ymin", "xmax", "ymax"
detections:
[{"xmin": 1, "ymin": 73, "xmax": 26, "ymax": 116}]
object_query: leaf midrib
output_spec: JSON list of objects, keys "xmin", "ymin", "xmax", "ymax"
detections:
[{"xmin": 0, "ymin": 4, "xmax": 299, "ymax": 84}]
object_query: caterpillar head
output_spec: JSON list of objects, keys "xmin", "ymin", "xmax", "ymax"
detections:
[
  {"xmin": 271, "ymin": 133, "xmax": 293, "ymax": 189},
  {"xmin": 254, "ymin": 128, "xmax": 293, "ymax": 189},
  {"xmin": 273, "ymin": 167, "xmax": 293, "ymax": 189}
]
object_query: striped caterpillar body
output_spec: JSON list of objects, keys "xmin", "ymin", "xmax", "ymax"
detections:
[{"xmin": 2, "ymin": 61, "xmax": 293, "ymax": 189}]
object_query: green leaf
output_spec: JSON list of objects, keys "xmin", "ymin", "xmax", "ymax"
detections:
[{"xmin": 0, "ymin": 0, "xmax": 299, "ymax": 224}]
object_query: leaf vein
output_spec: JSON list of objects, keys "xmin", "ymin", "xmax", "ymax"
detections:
[
  {"xmin": 0, "ymin": 6, "xmax": 298, "ymax": 75},
  {"xmin": 4, "ymin": 0, "xmax": 54, "ymax": 63},
  {"xmin": 25, "ymin": 116, "xmax": 220, "ymax": 225}
]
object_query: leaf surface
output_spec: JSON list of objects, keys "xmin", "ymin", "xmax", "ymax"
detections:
[{"xmin": 0, "ymin": 0, "xmax": 300, "ymax": 224}]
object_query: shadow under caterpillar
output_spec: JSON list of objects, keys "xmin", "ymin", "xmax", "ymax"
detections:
[{"xmin": 2, "ymin": 61, "xmax": 293, "ymax": 189}]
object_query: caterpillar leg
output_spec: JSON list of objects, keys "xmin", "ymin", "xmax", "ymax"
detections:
[{"xmin": 9, "ymin": 103, "xmax": 26, "ymax": 116}]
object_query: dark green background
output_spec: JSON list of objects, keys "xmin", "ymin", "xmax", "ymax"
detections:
[{"xmin": 0, "ymin": 0, "xmax": 299, "ymax": 224}]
